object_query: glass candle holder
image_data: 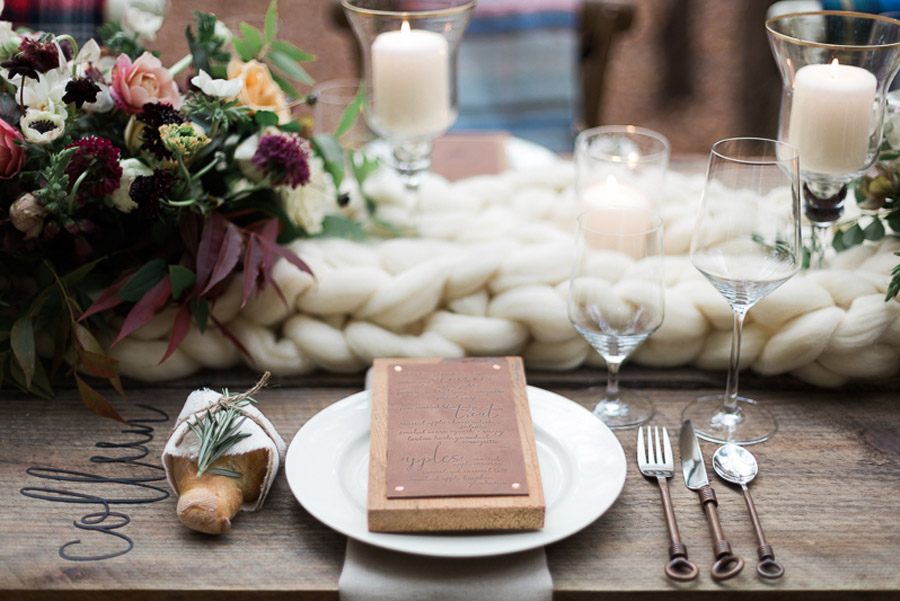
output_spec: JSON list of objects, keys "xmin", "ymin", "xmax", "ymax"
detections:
[
  {"xmin": 309, "ymin": 78, "xmax": 375, "ymax": 149},
  {"xmin": 342, "ymin": 0, "xmax": 475, "ymax": 190},
  {"xmin": 766, "ymin": 11, "xmax": 900, "ymax": 268},
  {"xmin": 575, "ymin": 126, "xmax": 670, "ymax": 212}
]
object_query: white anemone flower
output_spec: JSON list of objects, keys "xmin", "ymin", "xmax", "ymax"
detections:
[
  {"xmin": 20, "ymin": 109, "xmax": 66, "ymax": 144},
  {"xmin": 84, "ymin": 84, "xmax": 115, "ymax": 113},
  {"xmin": 72, "ymin": 39, "xmax": 101, "ymax": 71},
  {"xmin": 213, "ymin": 20, "xmax": 232, "ymax": 46},
  {"xmin": 191, "ymin": 69, "xmax": 243, "ymax": 99},
  {"xmin": 106, "ymin": 0, "xmax": 168, "ymax": 43},
  {"xmin": 5, "ymin": 65, "xmax": 69, "ymax": 119},
  {"xmin": 0, "ymin": 21, "xmax": 19, "ymax": 55},
  {"xmin": 110, "ymin": 158, "xmax": 153, "ymax": 213}
]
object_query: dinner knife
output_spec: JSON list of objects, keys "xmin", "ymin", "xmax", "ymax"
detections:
[{"xmin": 680, "ymin": 420, "xmax": 745, "ymax": 581}]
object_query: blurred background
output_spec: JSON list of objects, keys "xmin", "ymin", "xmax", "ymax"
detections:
[
  {"xmin": 157, "ymin": 0, "xmax": 782, "ymax": 154},
  {"xmin": 7, "ymin": 0, "xmax": 891, "ymax": 154}
]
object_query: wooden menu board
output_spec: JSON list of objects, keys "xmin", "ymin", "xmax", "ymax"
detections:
[{"xmin": 367, "ymin": 357, "xmax": 545, "ymax": 533}]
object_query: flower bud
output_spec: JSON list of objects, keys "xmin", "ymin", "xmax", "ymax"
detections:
[{"xmin": 9, "ymin": 193, "xmax": 47, "ymax": 239}]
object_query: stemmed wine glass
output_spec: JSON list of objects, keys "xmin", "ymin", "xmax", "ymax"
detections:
[
  {"xmin": 568, "ymin": 208, "xmax": 665, "ymax": 429},
  {"xmin": 683, "ymin": 138, "xmax": 801, "ymax": 444}
]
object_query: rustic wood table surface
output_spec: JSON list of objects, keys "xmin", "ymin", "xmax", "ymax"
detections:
[{"xmin": 1, "ymin": 368, "xmax": 898, "ymax": 601}]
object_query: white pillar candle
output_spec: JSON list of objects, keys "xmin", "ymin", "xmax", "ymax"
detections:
[
  {"xmin": 788, "ymin": 59, "xmax": 877, "ymax": 174},
  {"xmin": 579, "ymin": 176, "xmax": 655, "ymax": 257},
  {"xmin": 371, "ymin": 21, "xmax": 451, "ymax": 139}
]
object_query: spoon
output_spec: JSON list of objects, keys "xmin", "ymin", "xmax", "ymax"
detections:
[{"xmin": 712, "ymin": 443, "xmax": 785, "ymax": 579}]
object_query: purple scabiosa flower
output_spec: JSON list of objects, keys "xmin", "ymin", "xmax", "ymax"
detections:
[
  {"xmin": 130, "ymin": 170, "xmax": 176, "ymax": 218},
  {"xmin": 63, "ymin": 77, "xmax": 102, "ymax": 108},
  {"xmin": 251, "ymin": 133, "xmax": 311, "ymax": 188},
  {"xmin": 136, "ymin": 102, "xmax": 187, "ymax": 160}
]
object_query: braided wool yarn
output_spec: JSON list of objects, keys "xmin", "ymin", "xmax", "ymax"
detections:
[{"xmin": 112, "ymin": 163, "xmax": 900, "ymax": 387}]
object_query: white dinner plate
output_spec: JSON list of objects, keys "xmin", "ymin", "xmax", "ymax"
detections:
[{"xmin": 285, "ymin": 386, "xmax": 626, "ymax": 558}]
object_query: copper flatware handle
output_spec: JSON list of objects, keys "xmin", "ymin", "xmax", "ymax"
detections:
[
  {"xmin": 696, "ymin": 484, "xmax": 744, "ymax": 581},
  {"xmin": 656, "ymin": 476, "xmax": 699, "ymax": 582},
  {"xmin": 740, "ymin": 485, "xmax": 785, "ymax": 579}
]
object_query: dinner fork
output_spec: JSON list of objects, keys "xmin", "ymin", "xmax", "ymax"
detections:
[{"xmin": 637, "ymin": 426, "xmax": 699, "ymax": 582}]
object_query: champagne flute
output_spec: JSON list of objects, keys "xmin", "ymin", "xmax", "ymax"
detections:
[
  {"xmin": 683, "ymin": 137, "xmax": 801, "ymax": 444},
  {"xmin": 568, "ymin": 208, "xmax": 665, "ymax": 429}
]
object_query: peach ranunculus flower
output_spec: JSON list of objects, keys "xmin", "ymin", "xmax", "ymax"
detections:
[
  {"xmin": 111, "ymin": 52, "xmax": 183, "ymax": 113},
  {"xmin": 227, "ymin": 59, "xmax": 290, "ymax": 123}
]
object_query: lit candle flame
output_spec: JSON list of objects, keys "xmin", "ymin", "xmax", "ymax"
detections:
[
  {"xmin": 401, "ymin": 20, "xmax": 411, "ymax": 34},
  {"xmin": 829, "ymin": 58, "xmax": 839, "ymax": 77},
  {"xmin": 626, "ymin": 151, "xmax": 640, "ymax": 168},
  {"xmin": 605, "ymin": 174, "xmax": 620, "ymax": 198}
]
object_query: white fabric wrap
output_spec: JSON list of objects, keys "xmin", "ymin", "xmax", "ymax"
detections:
[
  {"xmin": 161, "ymin": 388, "xmax": 286, "ymax": 512},
  {"xmin": 114, "ymin": 166, "xmax": 900, "ymax": 388}
]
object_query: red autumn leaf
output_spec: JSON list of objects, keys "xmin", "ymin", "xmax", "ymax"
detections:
[
  {"xmin": 78, "ymin": 276, "xmax": 128, "ymax": 321},
  {"xmin": 256, "ymin": 232, "xmax": 313, "ymax": 276},
  {"xmin": 113, "ymin": 277, "xmax": 173, "ymax": 345},
  {"xmin": 242, "ymin": 235, "xmax": 264, "ymax": 308},
  {"xmin": 196, "ymin": 213, "xmax": 228, "ymax": 292},
  {"xmin": 78, "ymin": 348, "xmax": 119, "ymax": 379},
  {"xmin": 160, "ymin": 303, "xmax": 192, "ymax": 364},
  {"xmin": 75, "ymin": 374, "xmax": 126, "ymax": 423},
  {"xmin": 201, "ymin": 221, "xmax": 243, "ymax": 296},
  {"xmin": 210, "ymin": 314, "xmax": 254, "ymax": 363}
]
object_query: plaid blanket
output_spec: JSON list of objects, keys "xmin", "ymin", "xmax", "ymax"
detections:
[
  {"xmin": 3, "ymin": 0, "xmax": 104, "ymax": 43},
  {"xmin": 455, "ymin": 0, "xmax": 581, "ymax": 152}
]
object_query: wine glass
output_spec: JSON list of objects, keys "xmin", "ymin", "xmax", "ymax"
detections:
[
  {"xmin": 568, "ymin": 208, "xmax": 665, "ymax": 429},
  {"xmin": 683, "ymin": 137, "xmax": 801, "ymax": 445}
]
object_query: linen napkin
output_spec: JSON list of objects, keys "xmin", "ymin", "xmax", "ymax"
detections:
[
  {"xmin": 338, "ymin": 369, "xmax": 553, "ymax": 601},
  {"xmin": 339, "ymin": 541, "xmax": 552, "ymax": 601}
]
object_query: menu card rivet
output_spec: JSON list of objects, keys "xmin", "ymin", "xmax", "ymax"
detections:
[
  {"xmin": 394, "ymin": 365, "xmax": 403, "ymax": 372},
  {"xmin": 511, "ymin": 483, "xmax": 521, "ymax": 489},
  {"xmin": 395, "ymin": 485, "xmax": 405, "ymax": 492},
  {"xmin": 492, "ymin": 364, "xmax": 502, "ymax": 370}
]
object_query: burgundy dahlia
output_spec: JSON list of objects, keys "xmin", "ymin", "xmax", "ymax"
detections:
[
  {"xmin": 136, "ymin": 102, "xmax": 186, "ymax": 160},
  {"xmin": 251, "ymin": 133, "xmax": 310, "ymax": 188},
  {"xmin": 65, "ymin": 136, "xmax": 123, "ymax": 200}
]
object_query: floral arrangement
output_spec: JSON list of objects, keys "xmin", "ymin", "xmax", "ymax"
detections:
[
  {"xmin": 837, "ymin": 107, "xmax": 900, "ymax": 301},
  {"xmin": 0, "ymin": 1, "xmax": 374, "ymax": 416}
]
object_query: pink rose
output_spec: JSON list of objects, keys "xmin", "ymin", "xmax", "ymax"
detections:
[
  {"xmin": 110, "ymin": 52, "xmax": 182, "ymax": 113},
  {"xmin": 0, "ymin": 118, "xmax": 24, "ymax": 180}
]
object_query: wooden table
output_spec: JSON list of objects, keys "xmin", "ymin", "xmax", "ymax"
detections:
[{"xmin": 1, "ymin": 368, "xmax": 898, "ymax": 600}]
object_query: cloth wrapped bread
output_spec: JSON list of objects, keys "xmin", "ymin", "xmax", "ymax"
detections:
[{"xmin": 162, "ymin": 386, "xmax": 285, "ymax": 534}]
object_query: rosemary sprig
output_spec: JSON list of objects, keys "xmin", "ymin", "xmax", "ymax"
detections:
[{"xmin": 187, "ymin": 372, "xmax": 271, "ymax": 478}]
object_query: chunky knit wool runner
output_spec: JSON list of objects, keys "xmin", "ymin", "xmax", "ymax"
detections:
[{"xmin": 112, "ymin": 164, "xmax": 900, "ymax": 387}]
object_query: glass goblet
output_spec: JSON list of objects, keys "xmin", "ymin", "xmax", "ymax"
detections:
[
  {"xmin": 766, "ymin": 11, "xmax": 900, "ymax": 268},
  {"xmin": 309, "ymin": 78, "xmax": 374, "ymax": 149},
  {"xmin": 683, "ymin": 137, "xmax": 801, "ymax": 445},
  {"xmin": 342, "ymin": 0, "xmax": 475, "ymax": 191},
  {"xmin": 575, "ymin": 125, "xmax": 670, "ymax": 211},
  {"xmin": 568, "ymin": 208, "xmax": 665, "ymax": 429}
]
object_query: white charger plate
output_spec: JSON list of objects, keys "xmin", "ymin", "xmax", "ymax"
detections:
[{"xmin": 285, "ymin": 386, "xmax": 626, "ymax": 558}]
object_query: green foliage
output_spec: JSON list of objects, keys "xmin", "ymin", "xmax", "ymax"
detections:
[
  {"xmin": 334, "ymin": 83, "xmax": 366, "ymax": 139},
  {"xmin": 311, "ymin": 134, "xmax": 345, "ymax": 188},
  {"xmin": 229, "ymin": 0, "xmax": 316, "ymax": 95},
  {"xmin": 887, "ymin": 252, "xmax": 900, "ymax": 301},
  {"xmin": 186, "ymin": 12, "xmax": 230, "ymax": 76},
  {"xmin": 188, "ymin": 393, "xmax": 256, "ymax": 478},
  {"xmin": 97, "ymin": 22, "xmax": 146, "ymax": 59}
]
